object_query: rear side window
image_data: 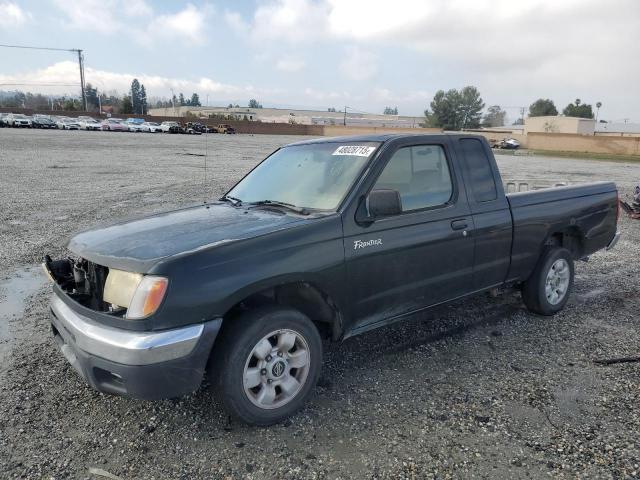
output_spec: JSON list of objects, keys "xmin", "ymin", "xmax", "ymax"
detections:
[
  {"xmin": 458, "ymin": 138, "xmax": 497, "ymax": 202},
  {"xmin": 373, "ymin": 145, "xmax": 453, "ymax": 212}
]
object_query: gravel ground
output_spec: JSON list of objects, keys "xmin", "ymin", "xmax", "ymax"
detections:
[{"xmin": 0, "ymin": 129, "xmax": 639, "ymax": 479}]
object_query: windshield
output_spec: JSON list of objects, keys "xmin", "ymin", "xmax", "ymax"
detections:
[{"xmin": 226, "ymin": 142, "xmax": 380, "ymax": 210}]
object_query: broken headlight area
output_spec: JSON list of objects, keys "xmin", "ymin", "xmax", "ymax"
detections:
[
  {"xmin": 43, "ymin": 255, "xmax": 124, "ymax": 314},
  {"xmin": 43, "ymin": 256, "xmax": 168, "ymax": 319}
]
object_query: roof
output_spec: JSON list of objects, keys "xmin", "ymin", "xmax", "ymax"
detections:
[{"xmin": 286, "ymin": 132, "xmax": 477, "ymax": 146}]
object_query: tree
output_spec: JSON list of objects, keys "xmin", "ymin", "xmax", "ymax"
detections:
[
  {"xmin": 383, "ymin": 106, "xmax": 398, "ymax": 115},
  {"xmin": 562, "ymin": 98, "xmax": 594, "ymax": 118},
  {"xmin": 84, "ymin": 83, "xmax": 99, "ymax": 111},
  {"xmin": 512, "ymin": 118, "xmax": 524, "ymax": 125},
  {"xmin": 248, "ymin": 98, "xmax": 262, "ymax": 108},
  {"xmin": 482, "ymin": 105, "xmax": 507, "ymax": 127},
  {"xmin": 327, "ymin": 107, "xmax": 336, "ymax": 112},
  {"xmin": 139, "ymin": 85, "xmax": 148, "ymax": 114},
  {"xmin": 458, "ymin": 86, "xmax": 484, "ymax": 128},
  {"xmin": 595, "ymin": 101, "xmax": 602, "ymax": 122},
  {"xmin": 130, "ymin": 79, "xmax": 141, "ymax": 114},
  {"xmin": 228, "ymin": 103, "xmax": 234, "ymax": 108},
  {"xmin": 428, "ymin": 86, "xmax": 484, "ymax": 130},
  {"xmin": 178, "ymin": 93, "xmax": 186, "ymax": 106},
  {"xmin": 190, "ymin": 93, "xmax": 201, "ymax": 107},
  {"xmin": 121, "ymin": 95, "xmax": 133, "ymax": 114},
  {"xmin": 62, "ymin": 98, "xmax": 79, "ymax": 111},
  {"xmin": 528, "ymin": 98, "xmax": 558, "ymax": 117}
]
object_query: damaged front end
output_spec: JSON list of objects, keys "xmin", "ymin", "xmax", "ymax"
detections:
[{"xmin": 43, "ymin": 255, "xmax": 116, "ymax": 313}]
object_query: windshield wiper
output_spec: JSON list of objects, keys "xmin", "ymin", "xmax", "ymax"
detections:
[
  {"xmin": 247, "ymin": 200, "xmax": 310, "ymax": 215},
  {"xmin": 220, "ymin": 195, "xmax": 243, "ymax": 206}
]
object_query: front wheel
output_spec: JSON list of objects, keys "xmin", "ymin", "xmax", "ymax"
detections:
[
  {"xmin": 522, "ymin": 247, "xmax": 574, "ymax": 315},
  {"xmin": 211, "ymin": 306, "xmax": 322, "ymax": 426}
]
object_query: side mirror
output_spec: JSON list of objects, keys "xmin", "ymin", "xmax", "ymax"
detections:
[{"xmin": 368, "ymin": 189, "xmax": 403, "ymax": 217}]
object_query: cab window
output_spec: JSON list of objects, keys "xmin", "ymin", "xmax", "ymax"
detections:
[{"xmin": 373, "ymin": 145, "xmax": 453, "ymax": 212}]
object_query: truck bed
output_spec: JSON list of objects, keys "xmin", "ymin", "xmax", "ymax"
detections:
[{"xmin": 506, "ymin": 181, "xmax": 618, "ymax": 283}]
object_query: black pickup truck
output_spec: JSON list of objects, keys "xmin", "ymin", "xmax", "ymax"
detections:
[{"xmin": 45, "ymin": 134, "xmax": 620, "ymax": 425}]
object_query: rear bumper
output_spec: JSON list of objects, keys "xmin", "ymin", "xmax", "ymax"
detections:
[
  {"xmin": 50, "ymin": 293, "xmax": 221, "ymax": 400},
  {"xmin": 606, "ymin": 231, "xmax": 621, "ymax": 251}
]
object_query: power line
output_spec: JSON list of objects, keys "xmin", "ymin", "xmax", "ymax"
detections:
[
  {"xmin": 0, "ymin": 82, "xmax": 79, "ymax": 87},
  {"xmin": 0, "ymin": 44, "xmax": 79, "ymax": 52},
  {"xmin": 0, "ymin": 43, "xmax": 87, "ymax": 111}
]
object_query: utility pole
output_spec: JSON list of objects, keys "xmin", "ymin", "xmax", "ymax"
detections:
[
  {"xmin": 0, "ymin": 44, "xmax": 87, "ymax": 111},
  {"xmin": 343, "ymin": 106, "xmax": 347, "ymax": 126},
  {"xmin": 77, "ymin": 49, "xmax": 87, "ymax": 111}
]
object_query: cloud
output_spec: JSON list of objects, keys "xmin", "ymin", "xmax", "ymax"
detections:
[
  {"xmin": 0, "ymin": 1, "xmax": 32, "ymax": 28},
  {"xmin": 51, "ymin": 1, "xmax": 209, "ymax": 45},
  {"xmin": 224, "ymin": 10, "xmax": 248, "ymax": 33},
  {"xmin": 0, "ymin": 61, "xmax": 266, "ymax": 100},
  {"xmin": 234, "ymin": 0, "xmax": 330, "ymax": 44},
  {"xmin": 340, "ymin": 46, "xmax": 378, "ymax": 81},
  {"xmin": 275, "ymin": 57, "xmax": 305, "ymax": 73},
  {"xmin": 143, "ymin": 3, "xmax": 209, "ymax": 45},
  {"xmin": 52, "ymin": 0, "xmax": 123, "ymax": 34}
]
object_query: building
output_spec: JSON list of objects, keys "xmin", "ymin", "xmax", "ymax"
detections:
[
  {"xmin": 147, "ymin": 105, "xmax": 425, "ymax": 129},
  {"xmin": 524, "ymin": 116, "xmax": 596, "ymax": 135},
  {"xmin": 595, "ymin": 122, "xmax": 640, "ymax": 136}
]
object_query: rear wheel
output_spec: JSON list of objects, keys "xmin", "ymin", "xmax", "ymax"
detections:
[
  {"xmin": 522, "ymin": 247, "xmax": 574, "ymax": 315},
  {"xmin": 211, "ymin": 306, "xmax": 322, "ymax": 426}
]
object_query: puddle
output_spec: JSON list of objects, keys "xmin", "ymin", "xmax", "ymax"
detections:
[{"xmin": 0, "ymin": 265, "xmax": 48, "ymax": 369}]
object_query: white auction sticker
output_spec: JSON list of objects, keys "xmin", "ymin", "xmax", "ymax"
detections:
[{"xmin": 332, "ymin": 145, "xmax": 376, "ymax": 157}]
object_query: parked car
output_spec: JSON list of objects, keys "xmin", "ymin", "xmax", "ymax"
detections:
[
  {"xmin": 80, "ymin": 118, "xmax": 102, "ymax": 131},
  {"xmin": 159, "ymin": 121, "xmax": 183, "ymax": 133},
  {"xmin": 186, "ymin": 122, "xmax": 214, "ymax": 133},
  {"xmin": 0, "ymin": 113, "xmax": 9, "ymax": 127},
  {"xmin": 184, "ymin": 123, "xmax": 202, "ymax": 135},
  {"xmin": 141, "ymin": 121, "xmax": 162, "ymax": 133},
  {"xmin": 44, "ymin": 134, "xmax": 620, "ymax": 426},
  {"xmin": 7, "ymin": 113, "xmax": 32, "ymax": 127},
  {"xmin": 57, "ymin": 118, "xmax": 81, "ymax": 130},
  {"xmin": 32, "ymin": 116, "xmax": 58, "ymax": 129},
  {"xmin": 125, "ymin": 118, "xmax": 145, "ymax": 132},
  {"xmin": 101, "ymin": 118, "xmax": 127, "ymax": 131},
  {"xmin": 215, "ymin": 123, "xmax": 236, "ymax": 134},
  {"xmin": 493, "ymin": 138, "xmax": 521, "ymax": 150}
]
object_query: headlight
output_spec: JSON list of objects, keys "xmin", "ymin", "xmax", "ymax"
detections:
[{"xmin": 125, "ymin": 276, "xmax": 169, "ymax": 319}]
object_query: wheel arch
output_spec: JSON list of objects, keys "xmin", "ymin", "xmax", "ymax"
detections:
[
  {"xmin": 219, "ymin": 276, "xmax": 345, "ymax": 341},
  {"xmin": 545, "ymin": 226, "xmax": 586, "ymax": 259}
]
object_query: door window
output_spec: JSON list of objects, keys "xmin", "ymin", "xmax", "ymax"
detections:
[{"xmin": 373, "ymin": 145, "xmax": 453, "ymax": 212}]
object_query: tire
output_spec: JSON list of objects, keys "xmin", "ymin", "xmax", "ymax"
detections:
[
  {"xmin": 522, "ymin": 247, "xmax": 574, "ymax": 315},
  {"xmin": 211, "ymin": 306, "xmax": 322, "ymax": 426}
]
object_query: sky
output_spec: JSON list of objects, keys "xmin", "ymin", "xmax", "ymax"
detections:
[{"xmin": 0, "ymin": 0, "xmax": 639, "ymax": 122}]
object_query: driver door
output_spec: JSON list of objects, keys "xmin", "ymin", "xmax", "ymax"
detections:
[{"xmin": 343, "ymin": 140, "xmax": 475, "ymax": 331}]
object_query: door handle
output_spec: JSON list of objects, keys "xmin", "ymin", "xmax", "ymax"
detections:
[{"xmin": 451, "ymin": 219, "xmax": 468, "ymax": 231}]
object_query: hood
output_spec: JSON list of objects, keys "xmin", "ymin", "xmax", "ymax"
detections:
[{"xmin": 68, "ymin": 203, "xmax": 308, "ymax": 272}]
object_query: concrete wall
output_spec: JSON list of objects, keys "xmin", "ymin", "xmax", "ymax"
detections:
[
  {"xmin": 525, "ymin": 116, "xmax": 596, "ymax": 135},
  {"xmin": 527, "ymin": 132, "xmax": 640, "ymax": 155},
  {"xmin": 149, "ymin": 105, "xmax": 425, "ymax": 128}
]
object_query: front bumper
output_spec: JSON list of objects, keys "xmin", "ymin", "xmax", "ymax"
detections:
[{"xmin": 50, "ymin": 293, "xmax": 221, "ymax": 400}]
